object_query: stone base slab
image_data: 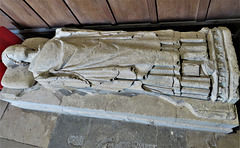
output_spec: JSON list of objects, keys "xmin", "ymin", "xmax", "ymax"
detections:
[{"xmin": 0, "ymin": 86, "xmax": 238, "ymax": 133}]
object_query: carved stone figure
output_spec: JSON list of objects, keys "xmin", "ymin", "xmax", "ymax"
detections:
[{"xmin": 1, "ymin": 27, "xmax": 239, "ymax": 104}]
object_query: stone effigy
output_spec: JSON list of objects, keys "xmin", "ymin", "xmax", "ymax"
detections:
[
  {"xmin": 0, "ymin": 27, "xmax": 239, "ymax": 133},
  {"xmin": 1, "ymin": 27, "xmax": 239, "ymax": 104}
]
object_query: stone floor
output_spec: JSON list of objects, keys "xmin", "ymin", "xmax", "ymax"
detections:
[
  {"xmin": 0, "ymin": 100, "xmax": 239, "ymax": 148},
  {"xmin": 0, "ymin": 138, "xmax": 39, "ymax": 148}
]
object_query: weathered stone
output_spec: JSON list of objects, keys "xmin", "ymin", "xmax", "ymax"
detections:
[
  {"xmin": 180, "ymin": 32, "xmax": 206, "ymax": 43},
  {"xmin": 149, "ymin": 68, "xmax": 175, "ymax": 75},
  {"xmin": 220, "ymin": 27, "xmax": 239, "ymax": 103},
  {"xmin": 181, "ymin": 76, "xmax": 210, "ymax": 89},
  {"xmin": 143, "ymin": 84, "xmax": 174, "ymax": 95},
  {"xmin": 19, "ymin": 86, "xmax": 60, "ymax": 105},
  {"xmin": 1, "ymin": 27, "xmax": 239, "ymax": 103},
  {"xmin": 1, "ymin": 66, "xmax": 35, "ymax": 89},
  {"xmin": 181, "ymin": 51, "xmax": 208, "ymax": 61},
  {"xmin": 181, "ymin": 32, "xmax": 199, "ymax": 38},
  {"xmin": 0, "ymin": 83, "xmax": 238, "ymax": 134},
  {"xmin": 48, "ymin": 115, "xmax": 240, "ymax": 148},
  {"xmin": 0, "ymin": 138, "xmax": 39, "ymax": 148},
  {"xmin": 216, "ymin": 130, "xmax": 240, "ymax": 148},
  {"xmin": 0, "ymin": 100, "xmax": 8, "ymax": 119},
  {"xmin": 0, "ymin": 87, "xmax": 24, "ymax": 100},
  {"xmin": 155, "ymin": 30, "xmax": 175, "ymax": 38},
  {"xmin": 181, "ymin": 87, "xmax": 210, "ymax": 95},
  {"xmin": 149, "ymin": 65, "xmax": 180, "ymax": 76},
  {"xmin": 48, "ymin": 114, "xmax": 158, "ymax": 148},
  {"xmin": 143, "ymin": 75, "xmax": 173, "ymax": 87},
  {"xmin": 157, "ymin": 126, "xmax": 187, "ymax": 148},
  {"xmin": 180, "ymin": 43, "xmax": 207, "ymax": 52},
  {"xmin": 22, "ymin": 37, "xmax": 49, "ymax": 51},
  {"xmin": 212, "ymin": 28, "xmax": 229, "ymax": 102},
  {"xmin": 0, "ymin": 105, "xmax": 58, "ymax": 148},
  {"xmin": 0, "ymin": 27, "xmax": 239, "ymax": 136},
  {"xmin": 181, "ymin": 93, "xmax": 209, "ymax": 100},
  {"xmin": 182, "ymin": 61, "xmax": 200, "ymax": 76},
  {"xmin": 161, "ymin": 43, "xmax": 180, "ymax": 51}
]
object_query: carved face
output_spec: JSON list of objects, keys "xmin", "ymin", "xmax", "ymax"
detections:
[
  {"xmin": 2, "ymin": 37, "xmax": 49, "ymax": 68},
  {"xmin": 2, "ymin": 45, "xmax": 38, "ymax": 67}
]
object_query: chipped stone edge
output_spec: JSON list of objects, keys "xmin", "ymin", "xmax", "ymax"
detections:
[
  {"xmin": 156, "ymin": 94, "xmax": 237, "ymax": 120},
  {"xmin": 220, "ymin": 27, "xmax": 240, "ymax": 104},
  {"xmin": 0, "ymin": 86, "xmax": 237, "ymax": 121},
  {"xmin": 0, "ymin": 98, "xmax": 237, "ymax": 134}
]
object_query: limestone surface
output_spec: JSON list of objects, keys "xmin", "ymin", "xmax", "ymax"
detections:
[
  {"xmin": 1, "ymin": 28, "xmax": 239, "ymax": 104},
  {"xmin": 0, "ymin": 105, "xmax": 57, "ymax": 148},
  {"xmin": 1, "ymin": 65, "xmax": 35, "ymax": 89},
  {"xmin": 0, "ymin": 84, "xmax": 238, "ymax": 133}
]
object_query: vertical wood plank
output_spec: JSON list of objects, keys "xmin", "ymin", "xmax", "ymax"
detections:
[
  {"xmin": 197, "ymin": 0, "xmax": 210, "ymax": 21},
  {"xmin": 65, "ymin": 0, "xmax": 115, "ymax": 24},
  {"xmin": 25, "ymin": 0, "xmax": 79, "ymax": 27},
  {"xmin": 0, "ymin": 11, "xmax": 18, "ymax": 29},
  {"xmin": 147, "ymin": 0, "xmax": 158, "ymax": 23},
  {"xmin": 0, "ymin": 0, "xmax": 48, "ymax": 28},
  {"xmin": 207, "ymin": 0, "xmax": 240, "ymax": 20},
  {"xmin": 108, "ymin": 0, "xmax": 157, "ymax": 23},
  {"xmin": 156, "ymin": 0, "xmax": 200, "ymax": 21}
]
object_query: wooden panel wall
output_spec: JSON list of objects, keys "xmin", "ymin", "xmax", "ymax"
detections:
[
  {"xmin": 207, "ymin": 0, "xmax": 240, "ymax": 20},
  {"xmin": 0, "ymin": 11, "xmax": 17, "ymax": 29},
  {"xmin": 1, "ymin": 0, "xmax": 48, "ymax": 28},
  {"xmin": 25, "ymin": 0, "xmax": 79, "ymax": 27},
  {"xmin": 197, "ymin": 0, "xmax": 211, "ymax": 21},
  {"xmin": 65, "ymin": 0, "xmax": 115, "ymax": 24},
  {"xmin": 108, "ymin": 0, "xmax": 157, "ymax": 23},
  {"xmin": 157, "ymin": 0, "xmax": 200, "ymax": 21},
  {"xmin": 0, "ymin": 0, "xmax": 239, "ymax": 30}
]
